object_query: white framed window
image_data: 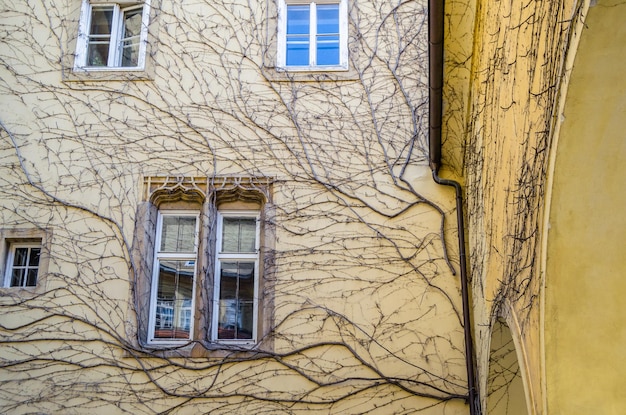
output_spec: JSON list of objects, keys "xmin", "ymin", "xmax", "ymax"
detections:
[
  {"xmin": 212, "ymin": 211, "xmax": 260, "ymax": 344},
  {"xmin": 3, "ymin": 243, "xmax": 41, "ymax": 288},
  {"xmin": 74, "ymin": 0, "xmax": 151, "ymax": 70},
  {"xmin": 277, "ymin": 0, "xmax": 348, "ymax": 71},
  {"xmin": 148, "ymin": 211, "xmax": 199, "ymax": 344}
]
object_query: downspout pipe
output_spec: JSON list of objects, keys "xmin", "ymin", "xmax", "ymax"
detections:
[{"xmin": 427, "ymin": 1, "xmax": 480, "ymax": 415}]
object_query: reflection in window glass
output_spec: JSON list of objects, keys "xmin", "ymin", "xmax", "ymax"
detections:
[
  {"xmin": 78, "ymin": 2, "xmax": 148, "ymax": 69},
  {"xmin": 150, "ymin": 212, "xmax": 198, "ymax": 343},
  {"xmin": 218, "ymin": 261, "xmax": 255, "ymax": 340},
  {"xmin": 87, "ymin": 6, "xmax": 114, "ymax": 66},
  {"xmin": 120, "ymin": 8, "xmax": 143, "ymax": 66},
  {"xmin": 153, "ymin": 260, "xmax": 194, "ymax": 339}
]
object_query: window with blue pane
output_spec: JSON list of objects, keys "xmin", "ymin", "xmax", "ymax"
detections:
[
  {"xmin": 316, "ymin": 5, "xmax": 340, "ymax": 65},
  {"xmin": 286, "ymin": 5, "xmax": 310, "ymax": 66},
  {"xmin": 279, "ymin": 0, "xmax": 347, "ymax": 70}
]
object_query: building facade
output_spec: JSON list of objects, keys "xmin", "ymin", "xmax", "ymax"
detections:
[
  {"xmin": 0, "ymin": 0, "xmax": 470, "ymax": 414},
  {"xmin": 1, "ymin": 0, "xmax": 624, "ymax": 414}
]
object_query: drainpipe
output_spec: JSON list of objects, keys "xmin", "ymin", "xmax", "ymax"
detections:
[{"xmin": 428, "ymin": 1, "xmax": 480, "ymax": 415}]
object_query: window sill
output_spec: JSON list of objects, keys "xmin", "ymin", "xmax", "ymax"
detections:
[
  {"xmin": 63, "ymin": 67, "xmax": 154, "ymax": 82},
  {"xmin": 0, "ymin": 286, "xmax": 40, "ymax": 298},
  {"xmin": 126, "ymin": 341, "xmax": 265, "ymax": 359},
  {"xmin": 266, "ymin": 66, "xmax": 358, "ymax": 82}
]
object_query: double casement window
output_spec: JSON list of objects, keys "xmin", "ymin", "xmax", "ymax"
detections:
[
  {"xmin": 277, "ymin": 0, "xmax": 348, "ymax": 71},
  {"xmin": 3, "ymin": 243, "xmax": 41, "ymax": 288},
  {"xmin": 74, "ymin": 0, "xmax": 150, "ymax": 70},
  {"xmin": 147, "ymin": 208, "xmax": 262, "ymax": 346}
]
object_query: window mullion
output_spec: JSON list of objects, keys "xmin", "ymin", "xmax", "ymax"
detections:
[
  {"xmin": 108, "ymin": 5, "xmax": 121, "ymax": 67},
  {"xmin": 310, "ymin": 2, "xmax": 317, "ymax": 66},
  {"xmin": 339, "ymin": 0, "xmax": 347, "ymax": 67}
]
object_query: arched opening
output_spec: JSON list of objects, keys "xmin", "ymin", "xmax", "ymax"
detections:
[{"xmin": 486, "ymin": 318, "xmax": 529, "ymax": 415}]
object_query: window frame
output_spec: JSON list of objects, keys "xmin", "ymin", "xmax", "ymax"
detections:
[
  {"xmin": 74, "ymin": 0, "xmax": 151, "ymax": 71},
  {"xmin": 147, "ymin": 210, "xmax": 200, "ymax": 345},
  {"xmin": 276, "ymin": 0, "xmax": 349, "ymax": 72},
  {"xmin": 3, "ymin": 242, "xmax": 42, "ymax": 288},
  {"xmin": 211, "ymin": 210, "xmax": 261, "ymax": 345}
]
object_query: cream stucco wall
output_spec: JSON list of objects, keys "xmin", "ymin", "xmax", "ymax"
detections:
[
  {"xmin": 0, "ymin": 1, "xmax": 472, "ymax": 413},
  {"xmin": 544, "ymin": 1, "xmax": 626, "ymax": 413}
]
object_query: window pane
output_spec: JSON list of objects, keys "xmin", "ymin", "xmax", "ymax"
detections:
[
  {"xmin": 286, "ymin": 40, "xmax": 310, "ymax": 66},
  {"xmin": 154, "ymin": 260, "xmax": 194, "ymax": 339},
  {"xmin": 10, "ymin": 268, "xmax": 24, "ymax": 287},
  {"xmin": 87, "ymin": 7, "xmax": 113, "ymax": 66},
  {"xmin": 317, "ymin": 35, "xmax": 340, "ymax": 65},
  {"xmin": 29, "ymin": 248, "xmax": 41, "ymax": 267},
  {"xmin": 13, "ymin": 247, "xmax": 28, "ymax": 267},
  {"xmin": 87, "ymin": 41, "xmax": 110, "ymax": 66},
  {"xmin": 316, "ymin": 5, "xmax": 340, "ymax": 65},
  {"xmin": 121, "ymin": 41, "xmax": 140, "ymax": 67},
  {"xmin": 222, "ymin": 218, "xmax": 256, "ymax": 253},
  {"xmin": 317, "ymin": 5, "xmax": 339, "ymax": 35},
  {"xmin": 286, "ymin": 5, "xmax": 310, "ymax": 66},
  {"xmin": 120, "ymin": 8, "xmax": 143, "ymax": 67},
  {"xmin": 26, "ymin": 269, "xmax": 38, "ymax": 287},
  {"xmin": 218, "ymin": 261, "xmax": 255, "ymax": 340},
  {"xmin": 90, "ymin": 7, "xmax": 114, "ymax": 35},
  {"xmin": 160, "ymin": 216, "xmax": 197, "ymax": 253},
  {"xmin": 287, "ymin": 5, "xmax": 310, "ymax": 35},
  {"xmin": 8, "ymin": 246, "xmax": 40, "ymax": 287},
  {"xmin": 122, "ymin": 8, "xmax": 143, "ymax": 38}
]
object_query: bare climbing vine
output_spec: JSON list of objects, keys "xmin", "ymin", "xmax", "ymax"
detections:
[{"xmin": 0, "ymin": 0, "xmax": 470, "ymax": 414}]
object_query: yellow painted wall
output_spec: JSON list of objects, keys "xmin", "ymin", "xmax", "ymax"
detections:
[
  {"xmin": 545, "ymin": 1, "xmax": 626, "ymax": 413},
  {"xmin": 0, "ymin": 1, "xmax": 471, "ymax": 413},
  {"xmin": 457, "ymin": 1, "xmax": 584, "ymax": 413}
]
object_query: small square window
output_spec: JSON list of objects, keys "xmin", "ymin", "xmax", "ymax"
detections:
[
  {"xmin": 277, "ymin": 0, "xmax": 348, "ymax": 71},
  {"xmin": 4, "ymin": 243, "xmax": 41, "ymax": 288},
  {"xmin": 74, "ymin": 0, "xmax": 151, "ymax": 70}
]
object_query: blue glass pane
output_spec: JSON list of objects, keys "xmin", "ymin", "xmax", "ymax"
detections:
[
  {"xmin": 287, "ymin": 5, "xmax": 309, "ymax": 35},
  {"xmin": 317, "ymin": 39, "xmax": 339, "ymax": 65},
  {"xmin": 286, "ymin": 41, "xmax": 309, "ymax": 66},
  {"xmin": 317, "ymin": 5, "xmax": 340, "ymax": 65},
  {"xmin": 317, "ymin": 5, "xmax": 339, "ymax": 34}
]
